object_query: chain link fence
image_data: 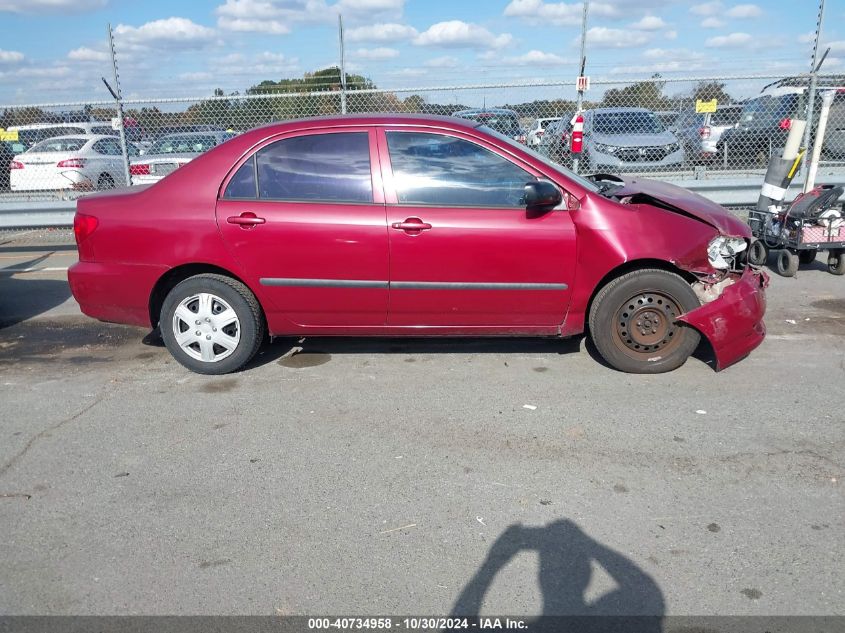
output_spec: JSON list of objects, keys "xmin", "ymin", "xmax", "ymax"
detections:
[{"xmin": 1, "ymin": 73, "xmax": 844, "ymax": 196}]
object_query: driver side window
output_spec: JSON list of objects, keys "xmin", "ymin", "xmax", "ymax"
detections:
[{"xmin": 386, "ymin": 132, "xmax": 535, "ymax": 208}]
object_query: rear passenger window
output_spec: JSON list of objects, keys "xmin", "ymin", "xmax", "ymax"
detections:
[
  {"xmin": 224, "ymin": 156, "xmax": 257, "ymax": 199},
  {"xmin": 256, "ymin": 132, "xmax": 372, "ymax": 203}
]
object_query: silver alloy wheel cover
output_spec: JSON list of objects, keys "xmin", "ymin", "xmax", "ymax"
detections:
[{"xmin": 172, "ymin": 292, "xmax": 241, "ymax": 363}]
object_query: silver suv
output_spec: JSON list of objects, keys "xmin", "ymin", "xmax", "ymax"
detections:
[{"xmin": 581, "ymin": 107, "xmax": 684, "ymax": 172}]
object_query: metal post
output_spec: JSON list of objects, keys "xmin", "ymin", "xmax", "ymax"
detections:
[
  {"xmin": 339, "ymin": 14, "xmax": 347, "ymax": 115},
  {"xmin": 107, "ymin": 23, "xmax": 131, "ymax": 187},
  {"xmin": 571, "ymin": 0, "xmax": 589, "ymax": 174},
  {"xmin": 802, "ymin": 0, "xmax": 825, "ymax": 190}
]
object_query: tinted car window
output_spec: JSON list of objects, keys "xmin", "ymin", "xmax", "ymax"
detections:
[
  {"xmin": 224, "ymin": 155, "xmax": 257, "ymax": 199},
  {"xmin": 386, "ymin": 132, "xmax": 534, "ymax": 207},
  {"xmin": 593, "ymin": 111, "xmax": 664, "ymax": 135},
  {"xmin": 148, "ymin": 135, "xmax": 219, "ymax": 155},
  {"xmin": 256, "ymin": 132, "xmax": 372, "ymax": 203},
  {"xmin": 93, "ymin": 138, "xmax": 121, "ymax": 155},
  {"xmin": 29, "ymin": 137, "xmax": 87, "ymax": 152},
  {"xmin": 92, "ymin": 126, "xmax": 116, "ymax": 136},
  {"xmin": 739, "ymin": 95, "xmax": 798, "ymax": 126},
  {"xmin": 711, "ymin": 108, "xmax": 741, "ymax": 126}
]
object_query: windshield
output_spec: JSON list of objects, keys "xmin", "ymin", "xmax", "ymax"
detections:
[
  {"xmin": 29, "ymin": 137, "xmax": 87, "ymax": 153},
  {"xmin": 593, "ymin": 111, "xmax": 664, "ymax": 135},
  {"xmin": 479, "ymin": 125, "xmax": 600, "ymax": 193},
  {"xmin": 148, "ymin": 135, "xmax": 219, "ymax": 155}
]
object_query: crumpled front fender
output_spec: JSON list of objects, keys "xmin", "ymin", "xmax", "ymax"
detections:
[{"xmin": 678, "ymin": 267, "xmax": 769, "ymax": 370}]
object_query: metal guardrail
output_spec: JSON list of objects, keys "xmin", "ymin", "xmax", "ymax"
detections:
[{"xmin": 0, "ymin": 178, "xmax": 772, "ymax": 229}]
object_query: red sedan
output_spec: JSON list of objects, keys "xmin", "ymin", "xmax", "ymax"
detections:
[{"xmin": 68, "ymin": 115, "xmax": 767, "ymax": 375}]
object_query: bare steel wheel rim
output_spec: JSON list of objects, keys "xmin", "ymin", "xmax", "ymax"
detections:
[
  {"xmin": 612, "ymin": 291, "xmax": 685, "ymax": 359},
  {"xmin": 172, "ymin": 292, "xmax": 240, "ymax": 363}
]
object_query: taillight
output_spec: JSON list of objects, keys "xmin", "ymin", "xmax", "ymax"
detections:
[
  {"xmin": 57, "ymin": 158, "xmax": 86, "ymax": 168},
  {"xmin": 73, "ymin": 212, "xmax": 98, "ymax": 246},
  {"xmin": 778, "ymin": 118, "xmax": 792, "ymax": 130},
  {"xmin": 9, "ymin": 160, "xmax": 23, "ymax": 169},
  {"xmin": 129, "ymin": 163, "xmax": 150, "ymax": 176},
  {"xmin": 699, "ymin": 126, "xmax": 711, "ymax": 139}
]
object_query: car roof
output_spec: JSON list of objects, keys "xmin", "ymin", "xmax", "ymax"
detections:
[{"xmin": 157, "ymin": 130, "xmax": 230, "ymax": 138}]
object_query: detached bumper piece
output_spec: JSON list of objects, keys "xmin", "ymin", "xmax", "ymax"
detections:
[{"xmin": 679, "ymin": 268, "xmax": 768, "ymax": 370}]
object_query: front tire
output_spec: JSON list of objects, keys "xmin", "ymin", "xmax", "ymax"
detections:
[
  {"xmin": 588, "ymin": 269, "xmax": 701, "ymax": 374},
  {"xmin": 160, "ymin": 274, "xmax": 265, "ymax": 374}
]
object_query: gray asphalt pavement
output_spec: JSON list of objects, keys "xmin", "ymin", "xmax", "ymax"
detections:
[{"xmin": 0, "ymin": 230, "xmax": 842, "ymax": 617}]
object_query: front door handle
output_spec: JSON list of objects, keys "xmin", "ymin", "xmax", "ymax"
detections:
[
  {"xmin": 227, "ymin": 212, "xmax": 265, "ymax": 228},
  {"xmin": 391, "ymin": 217, "xmax": 432, "ymax": 233}
]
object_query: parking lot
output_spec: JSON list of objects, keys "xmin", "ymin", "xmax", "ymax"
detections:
[{"xmin": 0, "ymin": 228, "xmax": 842, "ymax": 617}]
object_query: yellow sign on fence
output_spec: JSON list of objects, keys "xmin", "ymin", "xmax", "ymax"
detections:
[
  {"xmin": 0, "ymin": 128, "xmax": 19, "ymax": 141},
  {"xmin": 695, "ymin": 99, "xmax": 718, "ymax": 113}
]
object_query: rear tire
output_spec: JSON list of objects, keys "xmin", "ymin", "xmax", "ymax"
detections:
[
  {"xmin": 776, "ymin": 250, "xmax": 799, "ymax": 277},
  {"xmin": 160, "ymin": 274, "xmax": 265, "ymax": 374},
  {"xmin": 829, "ymin": 250, "xmax": 845, "ymax": 276},
  {"xmin": 588, "ymin": 269, "xmax": 701, "ymax": 374},
  {"xmin": 747, "ymin": 240, "xmax": 768, "ymax": 266}
]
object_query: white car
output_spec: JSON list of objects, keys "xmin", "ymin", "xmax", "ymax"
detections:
[
  {"xmin": 526, "ymin": 117, "xmax": 561, "ymax": 147},
  {"xmin": 130, "ymin": 131, "xmax": 234, "ymax": 185},
  {"xmin": 10, "ymin": 135, "xmax": 134, "ymax": 192}
]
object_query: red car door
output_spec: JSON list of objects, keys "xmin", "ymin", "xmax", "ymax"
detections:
[
  {"xmin": 216, "ymin": 128, "xmax": 388, "ymax": 327},
  {"xmin": 378, "ymin": 127, "xmax": 577, "ymax": 329}
]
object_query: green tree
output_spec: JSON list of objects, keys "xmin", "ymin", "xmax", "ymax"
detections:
[{"xmin": 602, "ymin": 74, "xmax": 669, "ymax": 110}]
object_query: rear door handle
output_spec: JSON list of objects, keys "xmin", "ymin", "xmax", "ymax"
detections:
[
  {"xmin": 227, "ymin": 212, "xmax": 265, "ymax": 228},
  {"xmin": 391, "ymin": 217, "xmax": 432, "ymax": 232}
]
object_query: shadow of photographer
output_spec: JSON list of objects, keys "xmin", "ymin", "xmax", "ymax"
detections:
[{"xmin": 449, "ymin": 519, "xmax": 664, "ymax": 633}]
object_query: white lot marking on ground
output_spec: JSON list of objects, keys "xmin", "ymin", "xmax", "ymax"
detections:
[
  {"xmin": 379, "ymin": 523, "xmax": 416, "ymax": 534},
  {"xmin": 2, "ymin": 267, "xmax": 69, "ymax": 273}
]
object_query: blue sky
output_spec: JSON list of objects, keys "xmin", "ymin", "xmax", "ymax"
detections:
[{"xmin": 0, "ymin": 0, "xmax": 841, "ymax": 104}]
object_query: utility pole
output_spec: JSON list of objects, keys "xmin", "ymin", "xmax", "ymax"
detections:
[
  {"xmin": 339, "ymin": 14, "xmax": 347, "ymax": 115},
  {"xmin": 106, "ymin": 23, "xmax": 131, "ymax": 187},
  {"xmin": 802, "ymin": 0, "xmax": 825, "ymax": 190},
  {"xmin": 572, "ymin": 0, "xmax": 589, "ymax": 174}
]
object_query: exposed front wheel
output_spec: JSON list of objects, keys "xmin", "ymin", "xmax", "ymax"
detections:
[
  {"xmin": 776, "ymin": 250, "xmax": 799, "ymax": 277},
  {"xmin": 160, "ymin": 274, "xmax": 265, "ymax": 374},
  {"xmin": 588, "ymin": 269, "xmax": 701, "ymax": 374}
]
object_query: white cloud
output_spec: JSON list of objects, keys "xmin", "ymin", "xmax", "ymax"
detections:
[
  {"xmin": 726, "ymin": 3, "xmax": 762, "ymax": 18},
  {"xmin": 0, "ymin": 49, "xmax": 25, "ymax": 64},
  {"xmin": 414, "ymin": 21, "xmax": 513, "ymax": 49},
  {"xmin": 114, "ymin": 17, "xmax": 217, "ymax": 50},
  {"xmin": 701, "ymin": 17, "xmax": 725, "ymax": 28},
  {"xmin": 690, "ymin": 1, "xmax": 722, "ymax": 16},
  {"xmin": 0, "ymin": 0, "xmax": 106, "ymax": 13},
  {"xmin": 630, "ymin": 15, "xmax": 666, "ymax": 31},
  {"xmin": 665, "ymin": 30, "xmax": 678, "ymax": 40},
  {"xmin": 386, "ymin": 67, "xmax": 426, "ymax": 77},
  {"xmin": 179, "ymin": 71, "xmax": 213, "ymax": 81},
  {"xmin": 705, "ymin": 32, "xmax": 753, "ymax": 48},
  {"xmin": 503, "ymin": 0, "xmax": 619, "ymax": 26},
  {"xmin": 423, "ymin": 55, "xmax": 459, "ymax": 68},
  {"xmin": 219, "ymin": 17, "xmax": 290, "ymax": 33},
  {"xmin": 337, "ymin": 0, "xmax": 403, "ymax": 12},
  {"xmin": 798, "ymin": 32, "xmax": 815, "ymax": 44},
  {"xmin": 352, "ymin": 47, "xmax": 399, "ymax": 60},
  {"xmin": 582, "ymin": 27, "xmax": 650, "ymax": 49},
  {"xmin": 504, "ymin": 50, "xmax": 568, "ymax": 66},
  {"xmin": 346, "ymin": 23, "xmax": 418, "ymax": 42},
  {"xmin": 67, "ymin": 47, "xmax": 109, "ymax": 62},
  {"xmin": 825, "ymin": 40, "xmax": 845, "ymax": 54}
]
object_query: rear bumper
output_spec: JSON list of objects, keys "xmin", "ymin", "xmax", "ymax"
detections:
[
  {"xmin": 68, "ymin": 261, "xmax": 167, "ymax": 328},
  {"xmin": 679, "ymin": 267, "xmax": 768, "ymax": 371}
]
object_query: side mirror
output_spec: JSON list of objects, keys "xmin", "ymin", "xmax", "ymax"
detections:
[{"xmin": 523, "ymin": 180, "xmax": 563, "ymax": 209}]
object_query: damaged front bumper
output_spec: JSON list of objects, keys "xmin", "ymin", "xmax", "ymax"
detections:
[{"xmin": 679, "ymin": 267, "xmax": 769, "ymax": 370}]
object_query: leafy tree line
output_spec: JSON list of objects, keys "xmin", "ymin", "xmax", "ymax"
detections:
[{"xmin": 1, "ymin": 70, "xmax": 739, "ymax": 136}]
